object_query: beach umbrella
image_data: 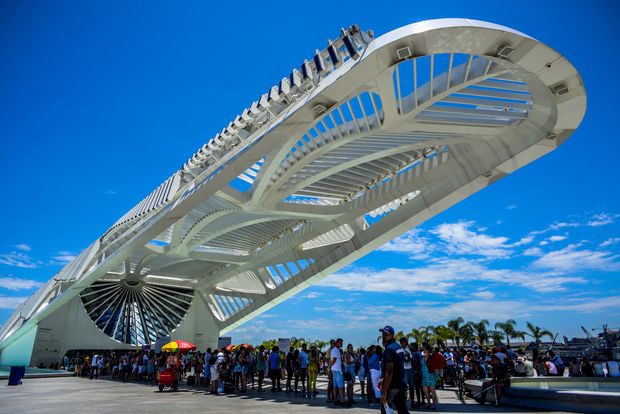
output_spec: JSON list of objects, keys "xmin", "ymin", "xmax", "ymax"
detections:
[
  {"xmin": 224, "ymin": 344, "xmax": 236, "ymax": 352},
  {"xmin": 161, "ymin": 340, "xmax": 197, "ymax": 352}
]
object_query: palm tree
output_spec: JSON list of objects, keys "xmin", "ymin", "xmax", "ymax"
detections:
[
  {"xmin": 434, "ymin": 325, "xmax": 457, "ymax": 348},
  {"xmin": 489, "ymin": 330, "xmax": 505, "ymax": 345},
  {"xmin": 494, "ymin": 320, "xmax": 526, "ymax": 347},
  {"xmin": 458, "ymin": 322, "xmax": 476, "ymax": 346},
  {"xmin": 290, "ymin": 337, "xmax": 306, "ymax": 348},
  {"xmin": 311, "ymin": 339, "xmax": 327, "ymax": 351},
  {"xmin": 408, "ymin": 327, "xmax": 431, "ymax": 345},
  {"xmin": 472, "ymin": 320, "xmax": 490, "ymax": 346},
  {"xmin": 447, "ymin": 317, "xmax": 465, "ymax": 346},
  {"xmin": 260, "ymin": 339, "xmax": 277, "ymax": 350},
  {"xmin": 395, "ymin": 330, "xmax": 407, "ymax": 341},
  {"xmin": 525, "ymin": 322, "xmax": 553, "ymax": 344}
]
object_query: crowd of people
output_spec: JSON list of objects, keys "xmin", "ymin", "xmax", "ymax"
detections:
[{"xmin": 63, "ymin": 326, "xmax": 616, "ymax": 413}]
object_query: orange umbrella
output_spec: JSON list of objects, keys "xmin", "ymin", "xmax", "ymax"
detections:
[{"xmin": 161, "ymin": 340, "xmax": 197, "ymax": 352}]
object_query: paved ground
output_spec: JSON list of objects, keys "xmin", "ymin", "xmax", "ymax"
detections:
[{"xmin": 0, "ymin": 376, "xmax": 570, "ymax": 414}]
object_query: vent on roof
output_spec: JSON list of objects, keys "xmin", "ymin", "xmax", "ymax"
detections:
[
  {"xmin": 312, "ymin": 103, "xmax": 327, "ymax": 114},
  {"xmin": 545, "ymin": 132, "xmax": 559, "ymax": 140},
  {"xmin": 553, "ymin": 84, "xmax": 570, "ymax": 96},
  {"xmin": 482, "ymin": 171, "xmax": 493, "ymax": 178},
  {"xmin": 496, "ymin": 45, "xmax": 514, "ymax": 58},
  {"xmin": 396, "ymin": 46, "xmax": 412, "ymax": 60}
]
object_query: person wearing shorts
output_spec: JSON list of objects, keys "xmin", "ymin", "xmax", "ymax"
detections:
[{"xmin": 330, "ymin": 338, "xmax": 347, "ymax": 406}]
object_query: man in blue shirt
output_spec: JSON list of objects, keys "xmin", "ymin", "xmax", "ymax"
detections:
[
  {"xmin": 379, "ymin": 325, "xmax": 409, "ymax": 414},
  {"xmin": 300, "ymin": 344, "xmax": 309, "ymax": 396},
  {"xmin": 269, "ymin": 346, "xmax": 282, "ymax": 392}
]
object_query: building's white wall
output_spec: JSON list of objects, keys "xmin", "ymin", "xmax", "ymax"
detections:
[
  {"xmin": 0, "ymin": 324, "xmax": 37, "ymax": 366},
  {"xmin": 6, "ymin": 293, "xmax": 218, "ymax": 367},
  {"xmin": 169, "ymin": 295, "xmax": 219, "ymax": 351},
  {"xmin": 30, "ymin": 296, "xmax": 133, "ymax": 367}
]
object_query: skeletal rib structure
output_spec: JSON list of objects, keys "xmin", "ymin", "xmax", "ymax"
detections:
[{"xmin": 0, "ymin": 19, "xmax": 586, "ymax": 352}]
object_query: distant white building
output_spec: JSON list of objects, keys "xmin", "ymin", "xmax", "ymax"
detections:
[{"xmin": 0, "ymin": 19, "xmax": 586, "ymax": 367}]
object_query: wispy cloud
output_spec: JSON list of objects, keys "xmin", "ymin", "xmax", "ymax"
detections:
[
  {"xmin": 506, "ymin": 205, "xmax": 518, "ymax": 210},
  {"xmin": 431, "ymin": 221, "xmax": 513, "ymax": 258},
  {"xmin": 323, "ymin": 257, "xmax": 585, "ymax": 294},
  {"xmin": 587, "ymin": 213, "xmax": 617, "ymax": 227},
  {"xmin": 379, "ymin": 228, "xmax": 432, "ymax": 259},
  {"xmin": 14, "ymin": 244, "xmax": 31, "ymax": 252},
  {"xmin": 600, "ymin": 238, "xmax": 620, "ymax": 248},
  {"xmin": 533, "ymin": 244, "xmax": 620, "ymax": 272},
  {"xmin": 0, "ymin": 295, "xmax": 28, "ymax": 309},
  {"xmin": 50, "ymin": 251, "xmax": 77, "ymax": 265},
  {"xmin": 471, "ymin": 290, "xmax": 495, "ymax": 299},
  {"xmin": 0, "ymin": 252, "xmax": 40, "ymax": 269},
  {"xmin": 0, "ymin": 277, "xmax": 44, "ymax": 291}
]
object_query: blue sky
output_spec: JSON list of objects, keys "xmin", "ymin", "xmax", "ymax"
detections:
[{"xmin": 1, "ymin": 1, "xmax": 619, "ymax": 345}]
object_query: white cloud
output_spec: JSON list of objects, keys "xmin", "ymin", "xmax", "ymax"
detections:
[
  {"xmin": 548, "ymin": 235, "xmax": 567, "ymax": 242},
  {"xmin": 105, "ymin": 190, "xmax": 117, "ymax": 195},
  {"xmin": 533, "ymin": 244, "xmax": 620, "ymax": 272},
  {"xmin": 431, "ymin": 221, "xmax": 512, "ymax": 258},
  {"xmin": 301, "ymin": 292, "xmax": 322, "ymax": 299},
  {"xmin": 523, "ymin": 247, "xmax": 543, "ymax": 256},
  {"xmin": 0, "ymin": 252, "xmax": 39, "ymax": 268},
  {"xmin": 587, "ymin": 213, "xmax": 617, "ymax": 227},
  {"xmin": 0, "ymin": 295, "xmax": 28, "ymax": 309},
  {"xmin": 513, "ymin": 236, "xmax": 534, "ymax": 247},
  {"xmin": 507, "ymin": 205, "xmax": 518, "ymax": 210},
  {"xmin": 471, "ymin": 290, "xmax": 495, "ymax": 299},
  {"xmin": 0, "ymin": 277, "xmax": 44, "ymax": 291},
  {"xmin": 14, "ymin": 244, "xmax": 31, "ymax": 252},
  {"xmin": 531, "ymin": 295, "xmax": 620, "ymax": 313},
  {"xmin": 379, "ymin": 228, "xmax": 432, "ymax": 259},
  {"xmin": 323, "ymin": 257, "xmax": 585, "ymax": 294},
  {"xmin": 600, "ymin": 238, "xmax": 620, "ymax": 248},
  {"xmin": 50, "ymin": 251, "xmax": 77, "ymax": 265}
]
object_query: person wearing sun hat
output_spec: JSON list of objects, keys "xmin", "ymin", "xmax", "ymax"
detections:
[{"xmin": 379, "ymin": 325, "xmax": 409, "ymax": 413}]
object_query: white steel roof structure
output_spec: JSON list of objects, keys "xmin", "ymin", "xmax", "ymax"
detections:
[{"xmin": 0, "ymin": 19, "xmax": 586, "ymax": 366}]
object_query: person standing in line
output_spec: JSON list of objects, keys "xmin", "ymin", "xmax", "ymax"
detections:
[
  {"xmin": 344, "ymin": 343, "xmax": 357, "ymax": 405},
  {"xmin": 285, "ymin": 346, "xmax": 295, "ymax": 392},
  {"xmin": 308, "ymin": 345, "xmax": 320, "ymax": 397},
  {"xmin": 269, "ymin": 346, "xmax": 282, "ymax": 392},
  {"xmin": 90, "ymin": 353, "xmax": 99, "ymax": 380},
  {"xmin": 379, "ymin": 326, "xmax": 409, "ymax": 414},
  {"xmin": 326, "ymin": 339, "xmax": 336, "ymax": 402},
  {"xmin": 358, "ymin": 347, "xmax": 367, "ymax": 401},
  {"xmin": 399, "ymin": 337, "xmax": 416, "ymax": 409},
  {"xmin": 368, "ymin": 345, "xmax": 382, "ymax": 406},
  {"xmin": 410, "ymin": 343, "xmax": 426, "ymax": 407},
  {"xmin": 330, "ymin": 338, "xmax": 347, "ymax": 406},
  {"xmin": 256, "ymin": 345, "xmax": 267, "ymax": 392},
  {"xmin": 421, "ymin": 344, "xmax": 438, "ymax": 409},
  {"xmin": 299, "ymin": 344, "xmax": 309, "ymax": 396}
]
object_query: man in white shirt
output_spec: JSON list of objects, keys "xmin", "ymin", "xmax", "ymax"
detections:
[
  {"xmin": 90, "ymin": 353, "xmax": 99, "ymax": 380},
  {"xmin": 330, "ymin": 338, "xmax": 346, "ymax": 406}
]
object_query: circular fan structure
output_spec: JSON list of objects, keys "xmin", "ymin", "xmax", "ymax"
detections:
[{"xmin": 80, "ymin": 280, "xmax": 194, "ymax": 345}]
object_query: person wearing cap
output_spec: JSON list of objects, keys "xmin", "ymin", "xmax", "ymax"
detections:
[{"xmin": 379, "ymin": 325, "xmax": 409, "ymax": 414}]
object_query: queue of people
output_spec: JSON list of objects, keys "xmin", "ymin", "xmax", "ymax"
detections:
[{"xmin": 63, "ymin": 328, "xmax": 615, "ymax": 413}]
